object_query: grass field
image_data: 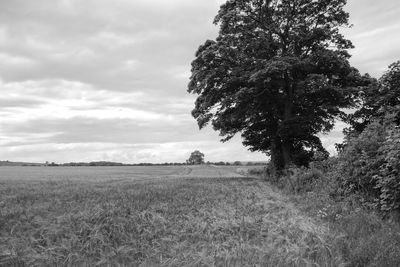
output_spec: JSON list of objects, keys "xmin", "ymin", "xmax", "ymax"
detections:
[{"xmin": 1, "ymin": 165, "xmax": 343, "ymax": 266}]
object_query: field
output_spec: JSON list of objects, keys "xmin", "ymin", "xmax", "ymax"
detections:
[{"xmin": 1, "ymin": 165, "xmax": 343, "ymax": 266}]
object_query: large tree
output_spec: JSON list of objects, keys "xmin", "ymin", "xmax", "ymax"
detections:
[{"xmin": 188, "ymin": 0, "xmax": 363, "ymax": 171}]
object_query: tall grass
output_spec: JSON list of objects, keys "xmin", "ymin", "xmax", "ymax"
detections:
[
  {"xmin": 259, "ymin": 163, "xmax": 400, "ymax": 267},
  {"xmin": 1, "ymin": 175, "xmax": 344, "ymax": 266}
]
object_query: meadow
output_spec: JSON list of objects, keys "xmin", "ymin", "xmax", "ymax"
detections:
[{"xmin": 0, "ymin": 165, "xmax": 343, "ymax": 266}]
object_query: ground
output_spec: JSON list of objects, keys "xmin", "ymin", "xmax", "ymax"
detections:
[{"xmin": 0, "ymin": 165, "xmax": 342, "ymax": 266}]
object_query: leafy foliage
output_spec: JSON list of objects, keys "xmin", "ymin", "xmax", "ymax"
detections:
[
  {"xmin": 376, "ymin": 126, "xmax": 400, "ymax": 211},
  {"xmin": 188, "ymin": 0, "xmax": 364, "ymax": 170},
  {"xmin": 337, "ymin": 61, "xmax": 400, "ymax": 213},
  {"xmin": 347, "ymin": 61, "xmax": 400, "ymax": 134},
  {"xmin": 186, "ymin": 150, "xmax": 205, "ymax": 165},
  {"xmin": 338, "ymin": 121, "xmax": 386, "ymax": 199}
]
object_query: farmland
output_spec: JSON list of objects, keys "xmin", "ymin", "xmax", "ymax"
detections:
[{"xmin": 1, "ymin": 165, "xmax": 341, "ymax": 266}]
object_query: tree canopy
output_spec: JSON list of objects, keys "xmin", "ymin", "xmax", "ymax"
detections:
[
  {"xmin": 188, "ymin": 0, "xmax": 365, "ymax": 171},
  {"xmin": 186, "ymin": 150, "xmax": 205, "ymax": 165},
  {"xmin": 347, "ymin": 61, "xmax": 400, "ymax": 135}
]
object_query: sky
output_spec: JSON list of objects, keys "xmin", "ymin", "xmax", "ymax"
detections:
[{"xmin": 0, "ymin": 0, "xmax": 399, "ymax": 164}]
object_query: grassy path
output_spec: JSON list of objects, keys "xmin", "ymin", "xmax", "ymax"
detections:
[{"xmin": 0, "ymin": 168, "xmax": 342, "ymax": 266}]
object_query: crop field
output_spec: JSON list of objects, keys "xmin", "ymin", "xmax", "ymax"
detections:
[{"xmin": 0, "ymin": 165, "xmax": 342, "ymax": 266}]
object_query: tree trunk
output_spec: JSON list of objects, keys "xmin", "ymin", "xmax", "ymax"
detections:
[
  {"xmin": 282, "ymin": 140, "xmax": 291, "ymax": 169},
  {"xmin": 269, "ymin": 139, "xmax": 278, "ymax": 178},
  {"xmin": 282, "ymin": 74, "xmax": 294, "ymax": 168},
  {"xmin": 268, "ymin": 136, "xmax": 284, "ymax": 180}
]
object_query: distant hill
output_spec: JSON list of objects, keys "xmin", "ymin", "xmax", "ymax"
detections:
[
  {"xmin": 63, "ymin": 161, "xmax": 124, "ymax": 166},
  {"xmin": 0, "ymin": 161, "xmax": 125, "ymax": 167},
  {"xmin": 0, "ymin": 161, "xmax": 44, "ymax": 166}
]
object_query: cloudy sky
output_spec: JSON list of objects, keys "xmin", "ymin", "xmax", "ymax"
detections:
[{"xmin": 0, "ymin": 0, "xmax": 399, "ymax": 163}]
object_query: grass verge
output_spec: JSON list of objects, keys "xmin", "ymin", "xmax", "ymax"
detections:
[{"xmin": 262, "ymin": 165, "xmax": 400, "ymax": 267}]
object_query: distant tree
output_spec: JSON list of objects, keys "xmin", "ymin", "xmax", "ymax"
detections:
[
  {"xmin": 186, "ymin": 150, "xmax": 205, "ymax": 165},
  {"xmin": 188, "ymin": 0, "xmax": 365, "ymax": 173}
]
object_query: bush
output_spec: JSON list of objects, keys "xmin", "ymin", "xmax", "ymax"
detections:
[
  {"xmin": 289, "ymin": 167, "xmax": 324, "ymax": 193},
  {"xmin": 338, "ymin": 116, "xmax": 400, "ymax": 214},
  {"xmin": 263, "ymin": 166, "xmax": 324, "ymax": 194},
  {"xmin": 339, "ymin": 121, "xmax": 386, "ymax": 197},
  {"xmin": 375, "ymin": 124, "xmax": 400, "ymax": 212},
  {"xmin": 247, "ymin": 168, "xmax": 264, "ymax": 176}
]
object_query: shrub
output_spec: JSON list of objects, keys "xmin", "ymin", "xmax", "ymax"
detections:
[
  {"xmin": 265, "ymin": 166, "xmax": 324, "ymax": 194},
  {"xmin": 248, "ymin": 167, "xmax": 264, "ymax": 177},
  {"xmin": 338, "ymin": 114, "xmax": 400, "ymax": 214},
  {"xmin": 294, "ymin": 167, "xmax": 324, "ymax": 193},
  {"xmin": 339, "ymin": 121, "xmax": 386, "ymax": 197},
  {"xmin": 375, "ymin": 124, "xmax": 400, "ymax": 212}
]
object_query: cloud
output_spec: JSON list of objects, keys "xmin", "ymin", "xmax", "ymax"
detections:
[
  {"xmin": 0, "ymin": 137, "xmax": 265, "ymax": 164},
  {"xmin": 0, "ymin": 0, "xmax": 399, "ymax": 163},
  {"xmin": 0, "ymin": 0, "xmax": 222, "ymax": 95},
  {"xmin": 344, "ymin": 0, "xmax": 400, "ymax": 77}
]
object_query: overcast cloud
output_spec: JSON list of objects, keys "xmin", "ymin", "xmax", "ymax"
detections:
[{"xmin": 0, "ymin": 0, "xmax": 399, "ymax": 163}]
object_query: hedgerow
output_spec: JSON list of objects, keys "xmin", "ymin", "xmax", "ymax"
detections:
[{"xmin": 338, "ymin": 110, "xmax": 400, "ymax": 213}]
